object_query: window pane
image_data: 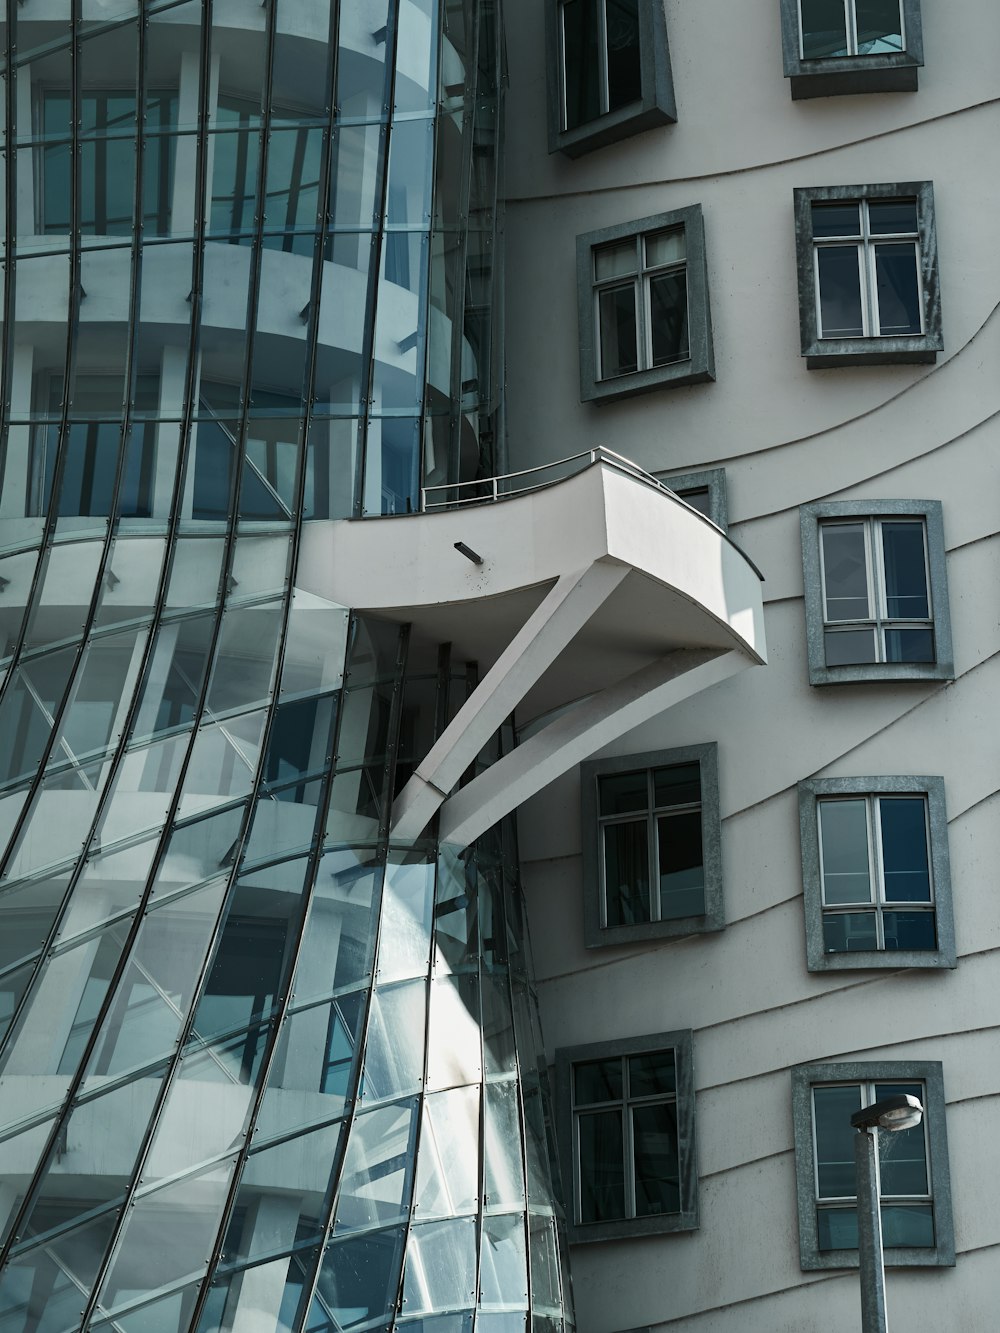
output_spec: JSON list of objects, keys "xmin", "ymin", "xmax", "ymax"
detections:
[
  {"xmin": 813, "ymin": 1084, "xmax": 862, "ymax": 1198},
  {"xmin": 657, "ymin": 810, "xmax": 704, "ymax": 918},
  {"xmin": 881, "ymin": 522, "xmax": 928, "ymax": 619},
  {"xmin": 653, "ymin": 762, "xmax": 700, "ymax": 808},
  {"xmin": 598, "ymin": 769, "xmax": 647, "ymax": 815},
  {"xmin": 632, "ymin": 1102, "xmax": 679, "ymax": 1216},
  {"xmin": 822, "ymin": 910, "xmax": 878, "ymax": 952},
  {"xmin": 824, "ymin": 627, "xmax": 878, "ymax": 665},
  {"xmin": 598, "ymin": 284, "xmax": 638, "ymax": 378},
  {"xmin": 645, "ymin": 228, "xmax": 685, "ymax": 268},
  {"xmin": 817, "ymin": 246, "xmax": 864, "ymax": 337},
  {"xmin": 821, "ymin": 523, "xmax": 870, "ymax": 621},
  {"xmin": 648, "ymin": 269, "xmax": 689, "ymax": 366},
  {"xmin": 800, "ymin": 0, "xmax": 849, "ymax": 58},
  {"xmin": 562, "ymin": 0, "xmax": 601, "ymax": 131},
  {"xmin": 817, "ymin": 1204, "xmax": 857, "ymax": 1250},
  {"xmin": 875, "ymin": 1084, "xmax": 928, "ymax": 1195},
  {"xmin": 811, "ymin": 202, "xmax": 860, "ymax": 238},
  {"xmin": 819, "ymin": 799, "xmax": 872, "ymax": 904},
  {"xmin": 879, "ymin": 798, "xmax": 930, "ymax": 902},
  {"xmin": 881, "ymin": 1203, "xmax": 934, "ymax": 1246},
  {"xmin": 628, "ymin": 1050, "xmax": 675, "ymax": 1098},
  {"xmin": 868, "ymin": 199, "xmax": 917, "ymax": 235},
  {"xmin": 855, "ymin": 0, "xmax": 904, "ymax": 54},
  {"xmin": 605, "ymin": 0, "xmax": 641, "ymax": 112},
  {"xmin": 883, "ymin": 910, "xmax": 936, "ymax": 950},
  {"xmin": 602, "ymin": 820, "xmax": 650, "ymax": 927},
  {"xmin": 577, "ymin": 1108, "xmax": 624, "ymax": 1223},
  {"xmin": 874, "ymin": 243, "xmax": 921, "ymax": 334},
  {"xmin": 574, "ymin": 1057, "xmax": 623, "ymax": 1105},
  {"xmin": 594, "ymin": 240, "xmax": 637, "ymax": 281},
  {"xmin": 883, "ymin": 627, "xmax": 935, "ymax": 662}
]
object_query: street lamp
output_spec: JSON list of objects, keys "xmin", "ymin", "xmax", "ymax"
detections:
[{"xmin": 849, "ymin": 1093, "xmax": 924, "ymax": 1333}]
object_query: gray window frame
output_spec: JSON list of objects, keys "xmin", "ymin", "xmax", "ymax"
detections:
[
  {"xmin": 545, "ymin": 0, "xmax": 676, "ymax": 158},
  {"xmin": 800, "ymin": 499, "xmax": 953, "ymax": 685},
  {"xmin": 798, "ymin": 775, "xmax": 956, "ymax": 971},
  {"xmin": 792, "ymin": 1060, "xmax": 954, "ymax": 1270},
  {"xmin": 794, "ymin": 182, "xmax": 941, "ymax": 368},
  {"xmin": 577, "ymin": 206, "xmax": 715, "ymax": 406},
  {"xmin": 656, "ymin": 468, "xmax": 728, "ymax": 532},
  {"xmin": 555, "ymin": 1029, "xmax": 697, "ymax": 1243},
  {"xmin": 780, "ymin": 0, "xmax": 924, "ymax": 99},
  {"xmin": 581, "ymin": 742, "xmax": 723, "ymax": 948}
]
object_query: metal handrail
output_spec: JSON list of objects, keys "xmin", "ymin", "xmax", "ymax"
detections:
[{"xmin": 420, "ymin": 446, "xmax": 673, "ymax": 511}]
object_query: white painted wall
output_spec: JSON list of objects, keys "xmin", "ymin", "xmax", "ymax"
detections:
[{"xmin": 502, "ymin": 0, "xmax": 1000, "ymax": 1327}]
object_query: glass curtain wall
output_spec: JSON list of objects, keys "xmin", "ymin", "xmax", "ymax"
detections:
[{"xmin": 0, "ymin": 2, "xmax": 566, "ymax": 1331}]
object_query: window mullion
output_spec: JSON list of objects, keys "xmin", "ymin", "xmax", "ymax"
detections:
[
  {"xmin": 599, "ymin": 0, "xmax": 611, "ymax": 115},
  {"xmin": 868, "ymin": 517, "xmax": 887, "ymax": 661},
  {"xmin": 648, "ymin": 769, "xmax": 660, "ymax": 921},
  {"xmin": 870, "ymin": 797, "xmax": 886, "ymax": 949},
  {"xmin": 846, "ymin": 0, "xmax": 858, "ymax": 55},
  {"xmin": 623, "ymin": 1060, "xmax": 637, "ymax": 1219}
]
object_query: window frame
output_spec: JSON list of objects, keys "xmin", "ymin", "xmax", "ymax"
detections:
[
  {"xmin": 581, "ymin": 742, "xmax": 723, "ymax": 947},
  {"xmin": 792, "ymin": 1060, "xmax": 954, "ymax": 1270},
  {"xmin": 545, "ymin": 0, "xmax": 676, "ymax": 158},
  {"xmin": 780, "ymin": 0, "xmax": 924, "ymax": 99},
  {"xmin": 555, "ymin": 1030, "xmax": 697, "ymax": 1243},
  {"xmin": 656, "ymin": 468, "xmax": 729, "ymax": 532},
  {"xmin": 800, "ymin": 499, "xmax": 953, "ymax": 685},
  {"xmin": 794, "ymin": 183, "xmax": 941, "ymax": 367},
  {"xmin": 577, "ymin": 206, "xmax": 715, "ymax": 405},
  {"xmin": 798, "ymin": 775, "xmax": 956, "ymax": 971}
]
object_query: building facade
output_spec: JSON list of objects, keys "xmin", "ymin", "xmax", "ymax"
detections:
[{"xmin": 503, "ymin": 0, "xmax": 998, "ymax": 1328}]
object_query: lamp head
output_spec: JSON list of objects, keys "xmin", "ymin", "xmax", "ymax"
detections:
[{"xmin": 850, "ymin": 1092, "xmax": 924, "ymax": 1133}]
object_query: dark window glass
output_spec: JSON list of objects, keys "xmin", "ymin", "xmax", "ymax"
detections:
[
  {"xmin": 811, "ymin": 202, "xmax": 861, "ymax": 238},
  {"xmin": 879, "ymin": 798, "xmax": 930, "ymax": 902},
  {"xmin": 883, "ymin": 627, "xmax": 934, "ymax": 662},
  {"xmin": 868, "ymin": 199, "xmax": 917, "ymax": 235},
  {"xmin": 817, "ymin": 246, "xmax": 864, "ymax": 337},
  {"xmin": 628, "ymin": 1050, "xmax": 675, "ymax": 1097},
  {"xmin": 575, "ymin": 1057, "xmax": 624, "ymax": 1104},
  {"xmin": 648, "ymin": 269, "xmax": 688, "ymax": 365},
  {"xmin": 578, "ymin": 1109, "xmax": 624, "ymax": 1222},
  {"xmin": 656, "ymin": 810, "xmax": 703, "ymax": 918},
  {"xmin": 562, "ymin": 0, "xmax": 602, "ymax": 131},
  {"xmin": 800, "ymin": 0, "xmax": 850, "ymax": 57},
  {"xmin": 598, "ymin": 769, "xmax": 647, "ymax": 815},
  {"xmin": 632, "ymin": 1102, "xmax": 679, "ymax": 1216},
  {"xmin": 603, "ymin": 820, "xmax": 650, "ymax": 926},
  {"xmin": 605, "ymin": 0, "xmax": 642, "ymax": 111},
  {"xmin": 882, "ymin": 910, "xmax": 936, "ymax": 950},
  {"xmin": 874, "ymin": 244, "xmax": 921, "ymax": 334},
  {"xmin": 821, "ymin": 523, "xmax": 869, "ymax": 621},
  {"xmin": 652, "ymin": 763, "xmax": 700, "ymax": 807},
  {"xmin": 598, "ymin": 284, "xmax": 638, "ymax": 377},
  {"xmin": 824, "ymin": 626, "xmax": 878, "ymax": 665},
  {"xmin": 822, "ymin": 909, "xmax": 878, "ymax": 952},
  {"xmin": 813, "ymin": 1084, "xmax": 862, "ymax": 1197},
  {"xmin": 855, "ymin": 0, "xmax": 904, "ymax": 53}
]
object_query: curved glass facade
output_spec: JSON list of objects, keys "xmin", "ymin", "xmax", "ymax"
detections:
[{"xmin": 0, "ymin": 4, "xmax": 571, "ymax": 1330}]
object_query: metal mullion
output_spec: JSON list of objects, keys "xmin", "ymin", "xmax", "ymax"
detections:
[
  {"xmin": 622, "ymin": 1056, "xmax": 636, "ymax": 1219},
  {"xmin": 868, "ymin": 797, "xmax": 886, "ymax": 949},
  {"xmin": 647, "ymin": 769, "xmax": 660, "ymax": 922},
  {"xmin": 846, "ymin": 0, "xmax": 858, "ymax": 54},
  {"xmin": 868, "ymin": 515, "xmax": 890, "ymax": 661},
  {"xmin": 598, "ymin": 0, "xmax": 610, "ymax": 114}
]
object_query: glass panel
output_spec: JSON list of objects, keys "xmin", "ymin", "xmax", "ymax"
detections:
[
  {"xmin": 577, "ymin": 1108, "xmax": 623, "ymax": 1223},
  {"xmin": 800, "ymin": 0, "xmax": 850, "ymax": 57},
  {"xmin": 333, "ymin": 1101, "xmax": 417, "ymax": 1231},
  {"xmin": 825, "ymin": 626, "xmax": 878, "ymax": 665},
  {"xmin": 292, "ymin": 852, "xmax": 379, "ymax": 1004},
  {"xmin": 1, "ymin": 1208, "xmax": 119, "ymax": 1333},
  {"xmin": 881, "ymin": 1202, "xmax": 934, "ymax": 1247},
  {"xmin": 874, "ymin": 243, "xmax": 921, "ymax": 335},
  {"xmin": 374, "ymin": 856, "xmax": 434, "ymax": 985},
  {"xmin": 632, "ymin": 1101, "xmax": 679, "ymax": 1216},
  {"xmin": 253, "ymin": 990, "xmax": 364, "ymax": 1142},
  {"xmin": 597, "ymin": 284, "xmax": 638, "ymax": 378},
  {"xmin": 882, "ymin": 910, "xmax": 936, "ymax": 950},
  {"xmin": 325, "ymin": 766, "xmax": 384, "ymax": 843},
  {"xmin": 813, "ymin": 1084, "xmax": 862, "ymax": 1197},
  {"xmin": 868, "ymin": 199, "xmax": 917, "ymax": 235},
  {"xmin": 598, "ymin": 770, "xmax": 647, "ymax": 816},
  {"xmin": 821, "ymin": 523, "xmax": 870, "ymax": 621},
  {"xmin": 657, "ymin": 810, "xmax": 704, "ymax": 918},
  {"xmin": 358, "ymin": 981, "xmax": 426, "ymax": 1102},
  {"xmin": 425, "ymin": 973, "xmax": 481, "ymax": 1093},
  {"xmin": 178, "ymin": 710, "xmax": 268, "ymax": 817},
  {"xmin": 817, "ymin": 1203, "xmax": 857, "ymax": 1249},
  {"xmin": 195, "ymin": 1246, "xmax": 318, "ymax": 1333},
  {"xmin": 414, "ymin": 1086, "xmax": 480, "ymax": 1219},
  {"xmin": 310, "ymin": 1226, "xmax": 404, "ymax": 1331},
  {"xmin": 0, "ymin": 1116, "xmax": 61, "ymax": 1248},
  {"xmin": 816, "ymin": 246, "xmax": 864, "ymax": 337},
  {"xmin": 881, "ymin": 522, "xmax": 928, "ymax": 620},
  {"xmin": 0, "ymin": 875, "xmax": 68, "ymax": 972},
  {"xmin": 602, "ymin": 820, "xmax": 649, "ymax": 927},
  {"xmin": 883, "ymin": 627, "xmax": 934, "ymax": 662},
  {"xmin": 879, "ymin": 797, "xmax": 930, "ymax": 902},
  {"xmin": 645, "ymin": 229, "xmax": 685, "ymax": 268},
  {"xmin": 204, "ymin": 602, "xmax": 283, "ymax": 718},
  {"xmin": 527, "ymin": 1215, "xmax": 561, "ymax": 1315},
  {"xmin": 874, "ymin": 1082, "xmax": 928, "ymax": 1196},
  {"xmin": 819, "ymin": 799, "xmax": 872, "ymax": 904},
  {"xmin": 402, "ymin": 1218, "xmax": 477, "ymax": 1314},
  {"xmin": 855, "ymin": 0, "xmax": 905, "ymax": 54},
  {"xmin": 132, "ymin": 614, "xmax": 217, "ymax": 740},
  {"xmin": 605, "ymin": 0, "xmax": 641, "ymax": 111},
  {"xmin": 561, "ymin": 0, "xmax": 601, "ymax": 131},
  {"xmin": 593, "ymin": 241, "xmax": 636, "ymax": 283},
  {"xmin": 648, "ymin": 269, "xmax": 688, "ymax": 366},
  {"xmin": 652, "ymin": 763, "xmax": 700, "ymax": 808},
  {"xmin": 484, "ymin": 1079, "xmax": 525, "ymax": 1211},
  {"xmin": 822, "ymin": 910, "xmax": 878, "ymax": 952},
  {"xmin": 57, "ymin": 835, "xmax": 160, "ymax": 943},
  {"xmin": 50, "ymin": 628, "xmax": 144, "ymax": 763},
  {"xmin": 0, "ymin": 648, "xmax": 78, "ymax": 787},
  {"xmin": 480, "ymin": 1213, "xmax": 528, "ymax": 1309},
  {"xmin": 151, "ymin": 804, "xmax": 246, "ymax": 896},
  {"xmin": 811, "ymin": 202, "xmax": 861, "ymax": 238},
  {"xmin": 628, "ymin": 1049, "xmax": 675, "ymax": 1098}
]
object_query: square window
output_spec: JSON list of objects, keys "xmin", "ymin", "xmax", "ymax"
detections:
[
  {"xmin": 545, "ymin": 0, "xmax": 676, "ymax": 158},
  {"xmin": 798, "ymin": 776, "xmax": 956, "ymax": 970},
  {"xmin": 581, "ymin": 743, "xmax": 723, "ymax": 947},
  {"xmin": 555, "ymin": 1031, "xmax": 697, "ymax": 1243},
  {"xmin": 794, "ymin": 183, "xmax": 941, "ymax": 367},
  {"xmin": 656, "ymin": 468, "xmax": 729, "ymax": 531},
  {"xmin": 800, "ymin": 500, "xmax": 953, "ymax": 684},
  {"xmin": 578, "ymin": 207, "xmax": 715, "ymax": 405},
  {"xmin": 792, "ymin": 1061, "xmax": 954, "ymax": 1269},
  {"xmin": 780, "ymin": 0, "xmax": 924, "ymax": 98}
]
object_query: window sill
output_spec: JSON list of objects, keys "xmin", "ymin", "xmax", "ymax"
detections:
[
  {"xmin": 788, "ymin": 55, "xmax": 921, "ymax": 100},
  {"xmin": 585, "ymin": 910, "xmax": 724, "ymax": 950},
  {"xmin": 551, "ymin": 100, "xmax": 676, "ymax": 159},
  {"xmin": 810, "ymin": 947, "xmax": 957, "ymax": 972},
  {"xmin": 807, "ymin": 659, "xmax": 954, "ymax": 687},
  {"xmin": 582, "ymin": 356, "xmax": 714, "ymax": 405},
  {"xmin": 804, "ymin": 334, "xmax": 942, "ymax": 369}
]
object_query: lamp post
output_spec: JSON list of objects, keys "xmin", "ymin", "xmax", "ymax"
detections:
[{"xmin": 849, "ymin": 1093, "xmax": 924, "ymax": 1333}]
